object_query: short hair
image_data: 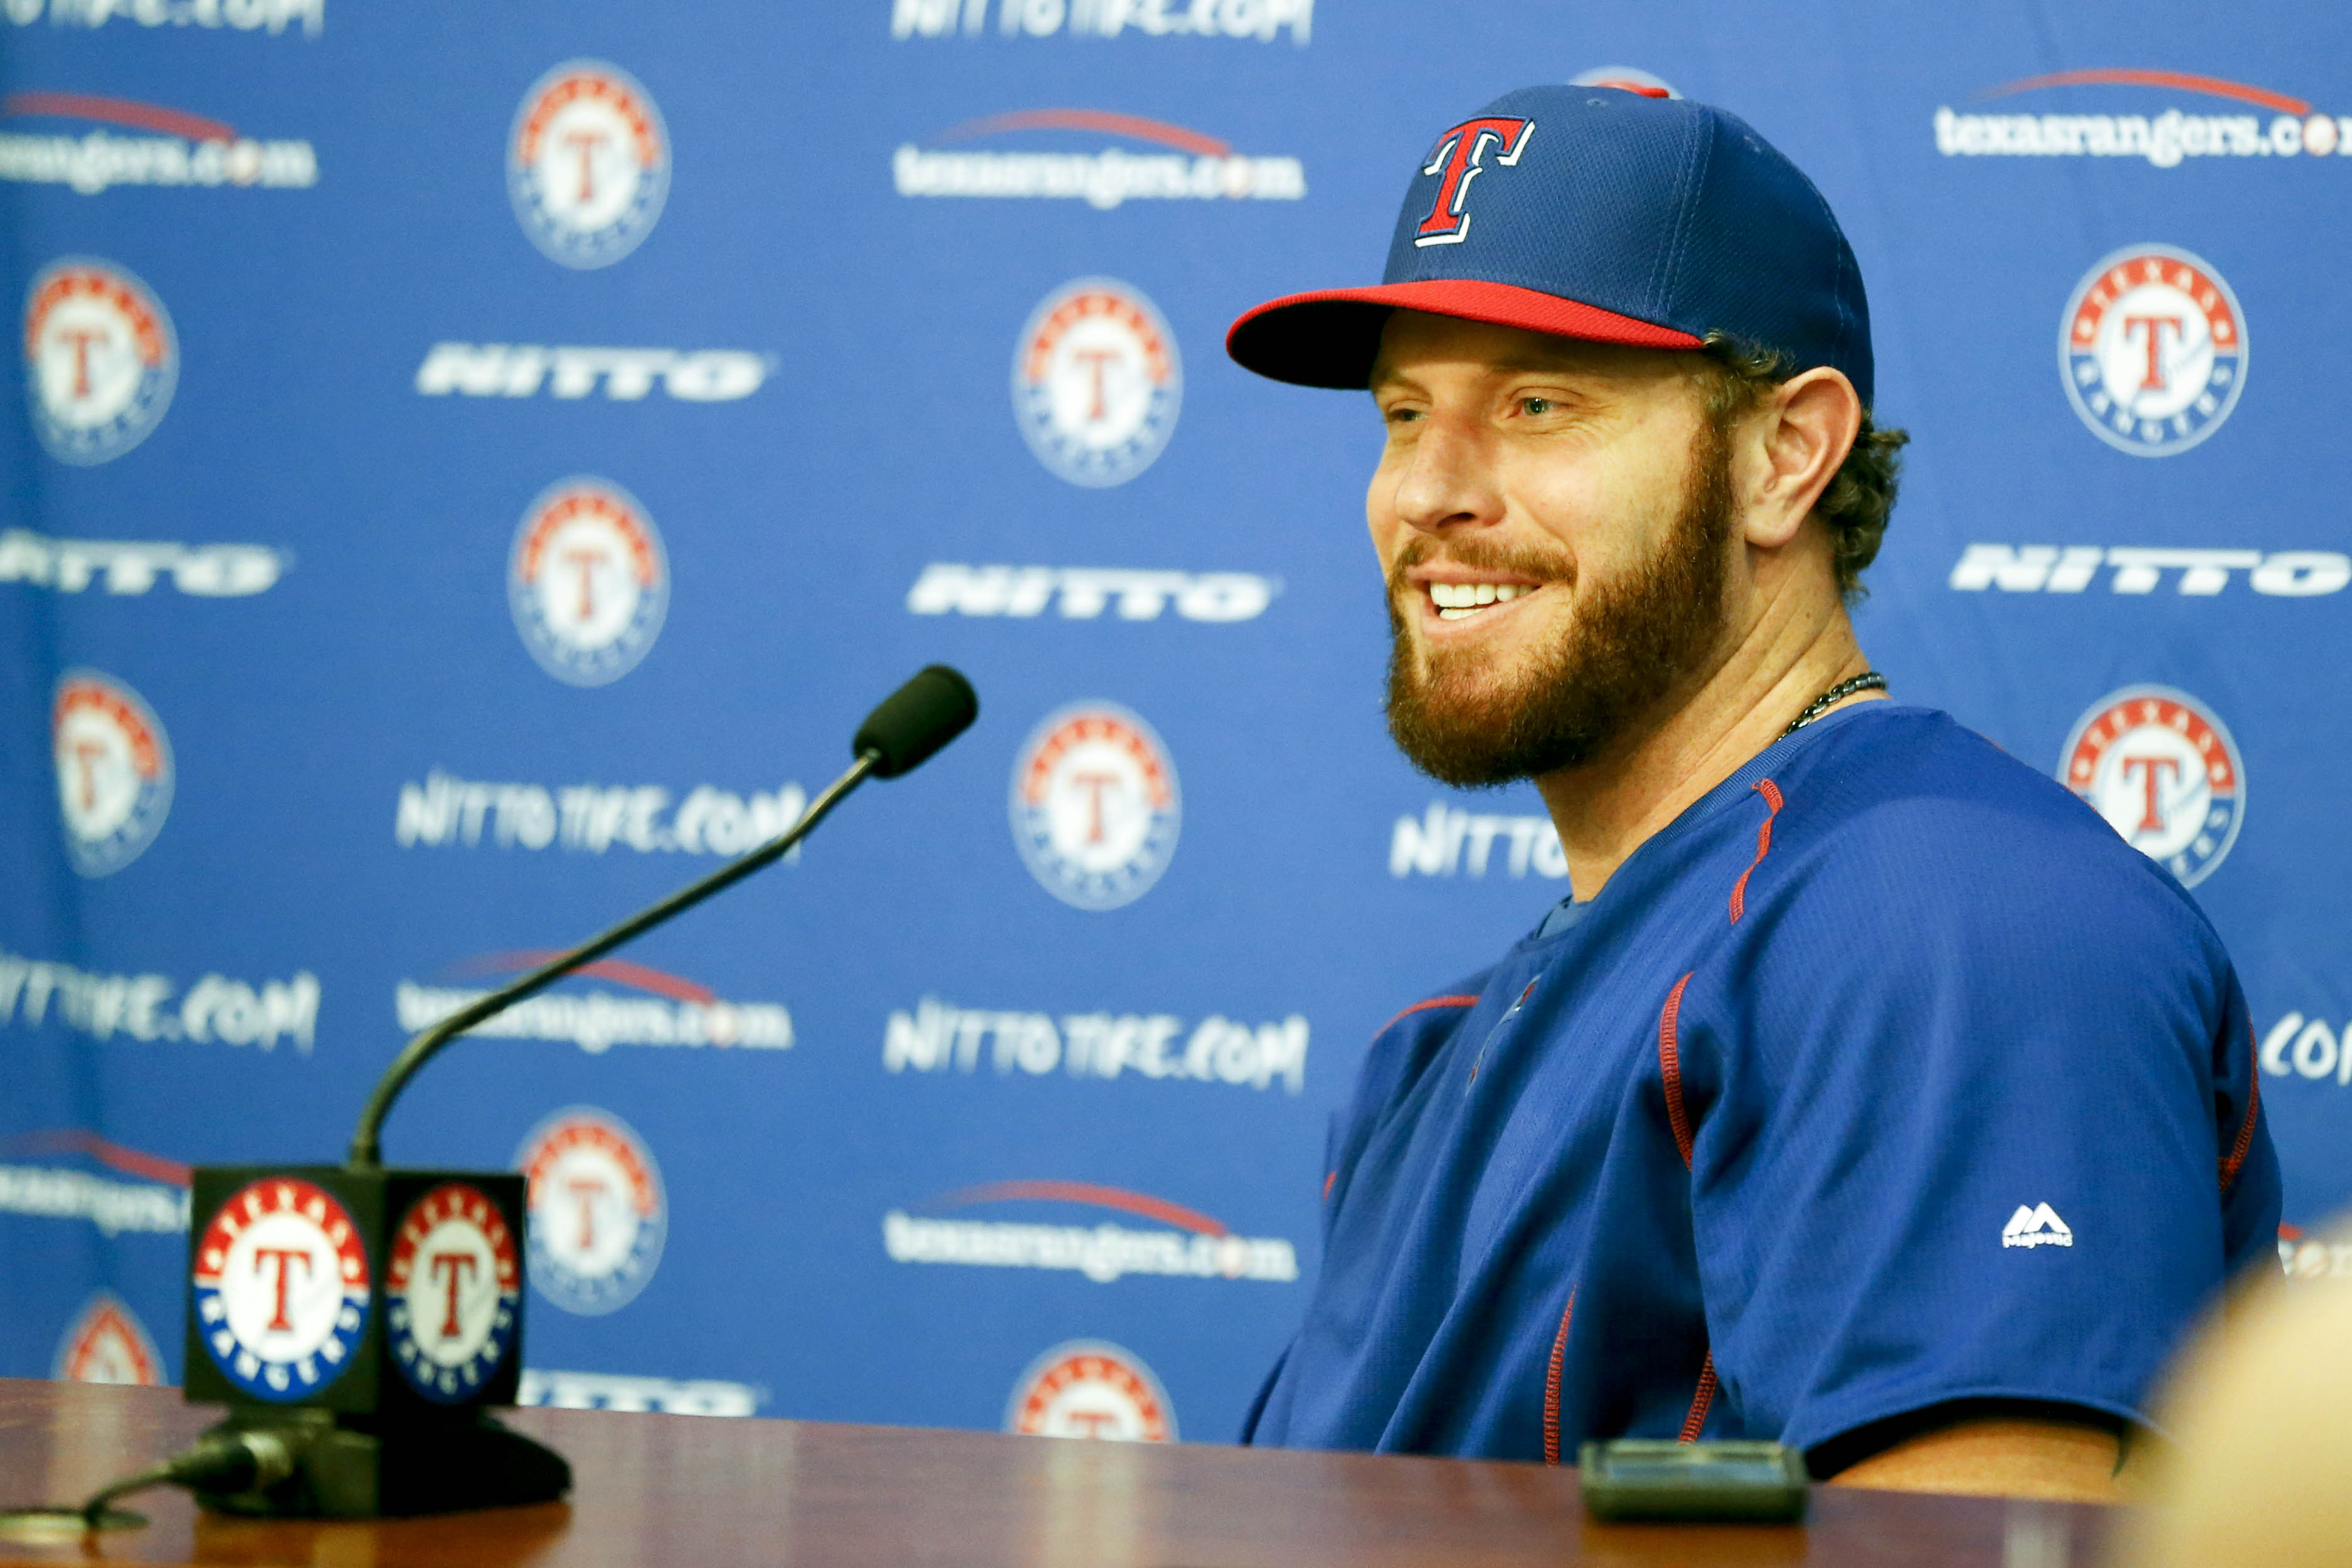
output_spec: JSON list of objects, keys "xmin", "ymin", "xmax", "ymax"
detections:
[{"xmin": 1693, "ymin": 334, "xmax": 1908, "ymax": 600}]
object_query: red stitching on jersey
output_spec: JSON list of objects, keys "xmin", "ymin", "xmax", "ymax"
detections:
[
  {"xmin": 1379, "ymin": 993, "xmax": 1481, "ymax": 1035},
  {"xmin": 1727, "ymin": 778, "xmax": 1784, "ymax": 924},
  {"xmin": 2222, "ymin": 1034, "xmax": 2262, "ymax": 1191},
  {"xmin": 1658, "ymin": 973, "xmax": 1695, "ymax": 1169},
  {"xmin": 1322, "ymin": 1170, "xmax": 1336, "ymax": 1202},
  {"xmin": 1542, "ymin": 1290, "xmax": 1576, "ymax": 1465},
  {"xmin": 1678, "ymin": 1353, "xmax": 1719, "ymax": 1443}
]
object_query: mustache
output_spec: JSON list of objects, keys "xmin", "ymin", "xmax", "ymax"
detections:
[{"xmin": 1385, "ymin": 536, "xmax": 1579, "ymax": 599}]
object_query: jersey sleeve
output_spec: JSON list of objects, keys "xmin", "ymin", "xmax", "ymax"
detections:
[
  {"xmin": 1321, "ymin": 972, "xmax": 1497, "ymax": 1216},
  {"xmin": 1677, "ymin": 788, "xmax": 2279, "ymax": 1461},
  {"xmin": 1241, "ymin": 969, "xmax": 1500, "ymax": 1448}
]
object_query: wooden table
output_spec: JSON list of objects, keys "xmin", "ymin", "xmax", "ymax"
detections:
[{"xmin": 0, "ymin": 1379, "xmax": 2104, "ymax": 1567}]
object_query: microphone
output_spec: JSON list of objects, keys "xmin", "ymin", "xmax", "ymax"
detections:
[
  {"xmin": 145, "ymin": 667, "xmax": 977, "ymax": 1522},
  {"xmin": 854, "ymin": 663, "xmax": 980, "ymax": 778},
  {"xmin": 350, "ymin": 663, "xmax": 977, "ymax": 1167}
]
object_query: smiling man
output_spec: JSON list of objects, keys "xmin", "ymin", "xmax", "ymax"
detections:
[{"xmin": 1224, "ymin": 86, "xmax": 2277, "ymax": 1500}]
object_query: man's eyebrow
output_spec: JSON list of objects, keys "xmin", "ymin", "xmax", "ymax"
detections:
[
  {"xmin": 1369, "ymin": 355, "xmax": 1614, "ymax": 391},
  {"xmin": 1485, "ymin": 353, "xmax": 1613, "ymax": 378}
]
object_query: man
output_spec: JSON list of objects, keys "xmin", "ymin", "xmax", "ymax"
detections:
[{"xmin": 1223, "ymin": 85, "xmax": 2277, "ymax": 1500}]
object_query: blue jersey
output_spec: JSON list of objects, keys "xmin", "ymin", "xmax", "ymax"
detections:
[{"xmin": 1244, "ymin": 704, "xmax": 2277, "ymax": 1466}]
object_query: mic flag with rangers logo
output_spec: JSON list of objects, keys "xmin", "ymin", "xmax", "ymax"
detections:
[
  {"xmin": 183, "ymin": 1167, "xmax": 529, "ymax": 1418},
  {"xmin": 191, "ymin": 1177, "xmax": 371, "ymax": 1402},
  {"xmin": 385, "ymin": 1182, "xmax": 523, "ymax": 1405}
]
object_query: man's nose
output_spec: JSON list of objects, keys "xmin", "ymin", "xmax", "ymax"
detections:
[{"xmin": 1387, "ymin": 418, "xmax": 1503, "ymax": 537}]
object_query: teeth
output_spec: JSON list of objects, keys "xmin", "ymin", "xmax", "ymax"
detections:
[{"xmin": 1427, "ymin": 581, "xmax": 1530, "ymax": 616}]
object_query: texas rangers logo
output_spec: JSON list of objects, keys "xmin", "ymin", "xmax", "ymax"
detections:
[
  {"xmin": 1010, "ymin": 702, "xmax": 1181, "ymax": 911},
  {"xmin": 192, "ymin": 1178, "xmax": 371, "ymax": 1401},
  {"xmin": 23, "ymin": 258, "xmax": 178, "ymax": 465},
  {"xmin": 2060, "ymin": 245, "xmax": 2246, "ymax": 457},
  {"xmin": 516, "ymin": 1107, "xmax": 666, "ymax": 1315},
  {"xmin": 53, "ymin": 670, "xmax": 172, "ymax": 878},
  {"xmin": 508, "ymin": 477, "xmax": 669, "ymax": 686},
  {"xmin": 54, "ymin": 1291, "xmax": 164, "ymax": 1385},
  {"xmin": 507, "ymin": 60, "xmax": 670, "ymax": 268},
  {"xmin": 1414, "ymin": 115, "xmax": 1535, "ymax": 246},
  {"xmin": 386, "ymin": 1183, "xmax": 522, "ymax": 1404},
  {"xmin": 2060, "ymin": 685, "xmax": 2244, "ymax": 887},
  {"xmin": 1004, "ymin": 1340, "xmax": 1177, "ymax": 1442},
  {"xmin": 1012, "ymin": 278, "xmax": 1182, "ymax": 489}
]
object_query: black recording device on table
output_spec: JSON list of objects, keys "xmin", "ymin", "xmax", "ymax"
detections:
[{"xmin": 39, "ymin": 667, "xmax": 977, "ymax": 1527}]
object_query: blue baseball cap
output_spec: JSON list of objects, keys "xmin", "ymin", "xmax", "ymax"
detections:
[{"xmin": 1227, "ymin": 85, "xmax": 1875, "ymax": 408}]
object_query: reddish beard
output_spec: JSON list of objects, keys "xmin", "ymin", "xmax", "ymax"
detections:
[{"xmin": 1383, "ymin": 422, "xmax": 1735, "ymax": 787}]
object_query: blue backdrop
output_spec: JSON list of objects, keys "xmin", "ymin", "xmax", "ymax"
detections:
[{"xmin": 4, "ymin": 0, "xmax": 2347, "ymax": 1441}]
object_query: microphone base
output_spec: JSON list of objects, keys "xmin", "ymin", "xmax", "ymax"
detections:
[{"xmin": 191, "ymin": 1409, "xmax": 570, "ymax": 1518}]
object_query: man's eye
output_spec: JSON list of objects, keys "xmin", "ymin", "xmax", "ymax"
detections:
[
  {"xmin": 1385, "ymin": 406, "xmax": 1422, "ymax": 424},
  {"xmin": 1518, "ymin": 397, "xmax": 1555, "ymax": 416}
]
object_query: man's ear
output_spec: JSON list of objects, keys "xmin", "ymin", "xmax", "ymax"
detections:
[{"xmin": 1739, "ymin": 368, "xmax": 1862, "ymax": 550}]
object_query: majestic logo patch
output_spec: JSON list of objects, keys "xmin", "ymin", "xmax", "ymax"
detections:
[
  {"xmin": 1413, "ymin": 115, "xmax": 1535, "ymax": 247},
  {"xmin": 23, "ymin": 258, "xmax": 177, "ymax": 465},
  {"xmin": 192, "ymin": 1177, "xmax": 371, "ymax": 1401},
  {"xmin": 1012, "ymin": 278, "xmax": 1180, "ymax": 488},
  {"xmin": 1004, "ymin": 1340, "xmax": 1177, "ymax": 1441},
  {"xmin": 508, "ymin": 477, "xmax": 669, "ymax": 686},
  {"xmin": 507, "ymin": 61, "xmax": 669, "ymax": 269},
  {"xmin": 386, "ymin": 1182, "xmax": 522, "ymax": 1404},
  {"xmin": 2060, "ymin": 685, "xmax": 2244, "ymax": 887},
  {"xmin": 53, "ymin": 670, "xmax": 172, "ymax": 878},
  {"xmin": 1567, "ymin": 66, "xmax": 1680, "ymax": 98},
  {"xmin": 54, "ymin": 1290, "xmax": 164, "ymax": 1384},
  {"xmin": 1010, "ymin": 702, "xmax": 1180, "ymax": 911},
  {"xmin": 2060, "ymin": 245, "xmax": 2245, "ymax": 455},
  {"xmin": 2003, "ymin": 1203, "xmax": 2074, "ymax": 1249},
  {"xmin": 516, "ymin": 1106, "xmax": 665, "ymax": 1316}
]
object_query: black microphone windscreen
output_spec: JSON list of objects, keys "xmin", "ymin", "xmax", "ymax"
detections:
[{"xmin": 853, "ymin": 665, "xmax": 979, "ymax": 778}]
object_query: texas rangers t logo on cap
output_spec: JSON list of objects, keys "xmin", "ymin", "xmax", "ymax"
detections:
[
  {"xmin": 1226, "ymin": 86, "xmax": 1873, "ymax": 403},
  {"xmin": 1414, "ymin": 117, "xmax": 1535, "ymax": 246}
]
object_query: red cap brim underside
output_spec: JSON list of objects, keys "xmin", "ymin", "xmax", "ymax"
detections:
[{"xmin": 1225, "ymin": 278, "xmax": 1703, "ymax": 390}]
